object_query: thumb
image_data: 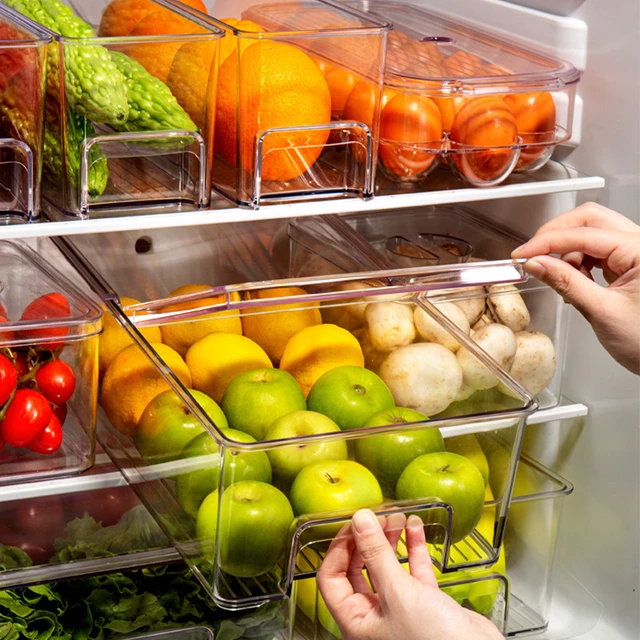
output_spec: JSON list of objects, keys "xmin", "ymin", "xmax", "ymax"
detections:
[
  {"xmin": 524, "ymin": 255, "xmax": 607, "ymax": 321},
  {"xmin": 351, "ymin": 510, "xmax": 407, "ymax": 601}
]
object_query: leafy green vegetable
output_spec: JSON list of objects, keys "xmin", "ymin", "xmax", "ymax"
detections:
[{"xmin": 0, "ymin": 546, "xmax": 33, "ymax": 572}]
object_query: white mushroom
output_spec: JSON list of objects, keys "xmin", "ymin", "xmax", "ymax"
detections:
[
  {"xmin": 427, "ymin": 287, "xmax": 486, "ymax": 325},
  {"xmin": 454, "ymin": 383, "xmax": 476, "ymax": 403},
  {"xmin": 380, "ymin": 343, "xmax": 463, "ymax": 416},
  {"xmin": 487, "ymin": 284, "xmax": 530, "ymax": 332},
  {"xmin": 456, "ymin": 324, "xmax": 517, "ymax": 390},
  {"xmin": 497, "ymin": 331, "xmax": 557, "ymax": 398},
  {"xmin": 414, "ymin": 302, "xmax": 470, "ymax": 353},
  {"xmin": 472, "ymin": 312, "xmax": 495, "ymax": 332},
  {"xmin": 320, "ymin": 281, "xmax": 373, "ymax": 331},
  {"xmin": 353, "ymin": 327, "xmax": 389, "ymax": 375},
  {"xmin": 366, "ymin": 302, "xmax": 416, "ymax": 352}
]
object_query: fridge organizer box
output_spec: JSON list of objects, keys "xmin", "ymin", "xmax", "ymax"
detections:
[
  {"xmin": 0, "ymin": 0, "xmax": 224, "ymax": 218},
  {"xmin": 0, "ymin": 4, "xmax": 50, "ymax": 222}
]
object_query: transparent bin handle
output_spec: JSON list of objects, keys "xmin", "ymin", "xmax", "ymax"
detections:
[{"xmin": 0, "ymin": 138, "xmax": 36, "ymax": 222}]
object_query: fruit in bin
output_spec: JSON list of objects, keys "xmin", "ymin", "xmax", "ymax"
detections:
[
  {"xmin": 307, "ymin": 365, "xmax": 395, "ymax": 431},
  {"xmin": 352, "ymin": 328, "xmax": 389, "ymax": 375},
  {"xmin": 19, "ymin": 292, "xmax": 71, "ymax": 351},
  {"xmin": 396, "ymin": 452, "xmax": 486, "ymax": 543},
  {"xmin": 98, "ymin": 0, "xmax": 207, "ymax": 38},
  {"xmin": 0, "ymin": 353, "xmax": 18, "ymax": 407},
  {"xmin": 8, "ymin": 493, "xmax": 65, "ymax": 554},
  {"xmin": 196, "ymin": 480, "xmax": 294, "ymax": 577},
  {"xmin": 503, "ymin": 91, "xmax": 556, "ymax": 170},
  {"xmin": 176, "ymin": 428, "xmax": 271, "ymax": 519},
  {"xmin": 445, "ymin": 434, "xmax": 490, "ymax": 487},
  {"xmin": 0, "ymin": 388, "xmax": 52, "ymax": 448},
  {"xmin": 379, "ymin": 343, "xmax": 463, "ymax": 417},
  {"xmin": 241, "ymin": 287, "xmax": 322, "ymax": 365},
  {"xmin": 442, "ymin": 50, "xmax": 486, "ymax": 77},
  {"xmin": 220, "ymin": 368, "xmax": 306, "ymax": 441},
  {"xmin": 135, "ymin": 388, "xmax": 227, "ymax": 464},
  {"xmin": 280, "ymin": 324, "xmax": 365, "ymax": 398},
  {"xmin": 296, "ymin": 573, "xmax": 343, "ymax": 638},
  {"xmin": 215, "ymin": 40, "xmax": 331, "ymax": 182},
  {"xmin": 159, "ymin": 285, "xmax": 242, "ymax": 357},
  {"xmin": 456, "ymin": 324, "xmax": 517, "ymax": 391},
  {"xmin": 289, "ymin": 460, "xmax": 383, "ymax": 536},
  {"xmin": 378, "ymin": 93, "xmax": 443, "ymax": 179},
  {"xmin": 432, "ymin": 96, "xmax": 468, "ymax": 132},
  {"xmin": 98, "ymin": 296, "xmax": 162, "ymax": 377},
  {"xmin": 217, "ymin": 18, "xmax": 265, "ymax": 68},
  {"xmin": 264, "ymin": 411, "xmax": 347, "ymax": 492},
  {"xmin": 26, "ymin": 412, "xmax": 63, "ymax": 454},
  {"xmin": 354, "ymin": 407, "xmax": 444, "ymax": 498},
  {"xmin": 101, "ymin": 342, "xmax": 192, "ymax": 436},
  {"xmin": 186, "ymin": 333, "xmax": 272, "ymax": 403},
  {"xmin": 35, "ymin": 360, "xmax": 76, "ymax": 405},
  {"xmin": 65, "ymin": 486, "xmax": 141, "ymax": 527},
  {"xmin": 450, "ymin": 96, "xmax": 519, "ymax": 184},
  {"xmin": 52, "ymin": 401, "xmax": 68, "ymax": 428},
  {"xmin": 324, "ymin": 66, "xmax": 360, "ymax": 116}
]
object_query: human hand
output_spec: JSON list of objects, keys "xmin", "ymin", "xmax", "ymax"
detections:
[
  {"xmin": 316, "ymin": 509, "xmax": 504, "ymax": 640},
  {"xmin": 512, "ymin": 202, "xmax": 640, "ymax": 374}
]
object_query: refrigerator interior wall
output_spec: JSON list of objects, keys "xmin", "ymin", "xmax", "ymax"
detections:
[{"xmin": 413, "ymin": 0, "xmax": 640, "ymax": 639}]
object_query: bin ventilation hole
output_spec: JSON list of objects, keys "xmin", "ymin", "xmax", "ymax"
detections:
[
  {"xmin": 421, "ymin": 36, "xmax": 453, "ymax": 44},
  {"xmin": 135, "ymin": 236, "xmax": 153, "ymax": 254}
]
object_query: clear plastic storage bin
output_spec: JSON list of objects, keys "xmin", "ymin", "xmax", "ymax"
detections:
[
  {"xmin": 1, "ymin": 0, "xmax": 224, "ymax": 218},
  {"xmin": 342, "ymin": 1, "xmax": 582, "ymax": 188},
  {"xmin": 165, "ymin": 0, "xmax": 390, "ymax": 208},
  {"xmin": 0, "ymin": 5, "xmax": 50, "ymax": 221},
  {"xmin": 0, "ymin": 240, "xmax": 102, "ymax": 484}
]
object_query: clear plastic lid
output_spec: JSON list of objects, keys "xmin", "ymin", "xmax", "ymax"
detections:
[
  {"xmin": 0, "ymin": 3, "xmax": 51, "ymax": 43},
  {"xmin": 347, "ymin": 0, "xmax": 581, "ymax": 94},
  {"xmin": 0, "ymin": 241, "xmax": 102, "ymax": 348}
]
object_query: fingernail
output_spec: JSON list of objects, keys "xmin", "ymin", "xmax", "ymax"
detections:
[
  {"xmin": 511, "ymin": 242, "xmax": 529, "ymax": 258},
  {"xmin": 407, "ymin": 514, "xmax": 424, "ymax": 529},
  {"xmin": 352, "ymin": 509, "xmax": 378, "ymax": 534},
  {"xmin": 524, "ymin": 258, "xmax": 546, "ymax": 279}
]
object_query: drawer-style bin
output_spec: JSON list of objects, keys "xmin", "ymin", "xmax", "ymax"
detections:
[
  {"xmin": 281, "ymin": 209, "xmax": 568, "ymax": 408},
  {"xmin": 2, "ymin": 0, "xmax": 223, "ymax": 218},
  {"xmin": 344, "ymin": 1, "xmax": 581, "ymax": 188},
  {"xmin": 78, "ymin": 257, "xmax": 537, "ymax": 610},
  {"xmin": 0, "ymin": 240, "xmax": 102, "ymax": 484},
  {"xmin": 163, "ymin": 0, "xmax": 390, "ymax": 208},
  {"xmin": 0, "ymin": 5, "xmax": 49, "ymax": 221}
]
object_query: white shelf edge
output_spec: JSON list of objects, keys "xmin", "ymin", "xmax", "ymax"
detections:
[
  {"xmin": 0, "ymin": 400, "xmax": 589, "ymax": 502},
  {"xmin": 1, "ymin": 165, "xmax": 604, "ymax": 240}
]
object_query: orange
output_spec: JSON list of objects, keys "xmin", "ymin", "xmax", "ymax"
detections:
[
  {"xmin": 432, "ymin": 96, "xmax": 468, "ymax": 131},
  {"xmin": 98, "ymin": 0, "xmax": 206, "ymax": 37},
  {"xmin": 216, "ymin": 40, "xmax": 331, "ymax": 182},
  {"xmin": 310, "ymin": 55, "xmax": 334, "ymax": 76},
  {"xmin": 218, "ymin": 17, "xmax": 264, "ymax": 68},
  {"xmin": 378, "ymin": 93, "xmax": 443, "ymax": 179},
  {"xmin": 450, "ymin": 96, "xmax": 518, "ymax": 184},
  {"xmin": 126, "ymin": 11, "xmax": 206, "ymax": 83},
  {"xmin": 503, "ymin": 92, "xmax": 556, "ymax": 169},
  {"xmin": 442, "ymin": 50, "xmax": 486, "ymax": 78},
  {"xmin": 324, "ymin": 66, "xmax": 359, "ymax": 116}
]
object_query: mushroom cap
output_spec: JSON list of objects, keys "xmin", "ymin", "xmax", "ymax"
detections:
[
  {"xmin": 487, "ymin": 284, "xmax": 530, "ymax": 332},
  {"xmin": 414, "ymin": 302, "xmax": 470, "ymax": 352},
  {"xmin": 366, "ymin": 301, "xmax": 416, "ymax": 352}
]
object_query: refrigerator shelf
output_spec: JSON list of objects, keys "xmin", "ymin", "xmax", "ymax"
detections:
[{"xmin": 0, "ymin": 161, "xmax": 604, "ymax": 241}]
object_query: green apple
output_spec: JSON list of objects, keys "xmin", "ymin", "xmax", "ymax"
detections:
[
  {"xmin": 136, "ymin": 389, "xmax": 228, "ymax": 463},
  {"xmin": 264, "ymin": 411, "xmax": 347, "ymax": 491},
  {"xmin": 175, "ymin": 428, "xmax": 272, "ymax": 518},
  {"xmin": 307, "ymin": 366, "xmax": 395, "ymax": 431},
  {"xmin": 396, "ymin": 452, "xmax": 486, "ymax": 543},
  {"xmin": 290, "ymin": 460, "xmax": 383, "ymax": 543},
  {"xmin": 445, "ymin": 434, "xmax": 490, "ymax": 487},
  {"xmin": 354, "ymin": 407, "xmax": 444, "ymax": 498},
  {"xmin": 221, "ymin": 368, "xmax": 306, "ymax": 441},
  {"xmin": 195, "ymin": 480, "xmax": 294, "ymax": 577}
]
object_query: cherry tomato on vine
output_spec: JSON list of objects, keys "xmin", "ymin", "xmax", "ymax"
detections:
[
  {"xmin": 0, "ymin": 431, "xmax": 5, "ymax": 453},
  {"xmin": 52, "ymin": 402, "xmax": 68, "ymax": 427},
  {"xmin": 19, "ymin": 292, "xmax": 71, "ymax": 350},
  {"xmin": 14, "ymin": 351, "xmax": 30, "ymax": 379},
  {"xmin": 27, "ymin": 412, "xmax": 63, "ymax": 454},
  {"xmin": 0, "ymin": 353, "xmax": 17, "ymax": 406},
  {"xmin": 35, "ymin": 360, "xmax": 76, "ymax": 405},
  {"xmin": 0, "ymin": 314, "xmax": 14, "ymax": 343},
  {"xmin": 0, "ymin": 388, "xmax": 52, "ymax": 447}
]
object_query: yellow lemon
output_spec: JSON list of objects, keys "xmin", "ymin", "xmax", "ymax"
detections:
[
  {"xmin": 241, "ymin": 287, "xmax": 322, "ymax": 365},
  {"xmin": 186, "ymin": 332, "xmax": 272, "ymax": 402},
  {"xmin": 101, "ymin": 342, "xmax": 191, "ymax": 437},
  {"xmin": 279, "ymin": 324, "xmax": 364, "ymax": 397},
  {"xmin": 159, "ymin": 284, "xmax": 242, "ymax": 357},
  {"xmin": 99, "ymin": 296, "xmax": 162, "ymax": 378}
]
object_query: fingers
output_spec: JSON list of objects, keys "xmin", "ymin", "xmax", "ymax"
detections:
[
  {"xmin": 522, "ymin": 255, "xmax": 608, "ymax": 320},
  {"xmin": 405, "ymin": 515, "xmax": 439, "ymax": 588},
  {"xmin": 366, "ymin": 512, "xmax": 407, "ymax": 594},
  {"xmin": 317, "ymin": 522, "xmax": 358, "ymax": 608},
  {"xmin": 533, "ymin": 202, "xmax": 638, "ymax": 236}
]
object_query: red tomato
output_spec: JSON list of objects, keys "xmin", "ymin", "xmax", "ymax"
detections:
[
  {"xmin": 35, "ymin": 360, "xmax": 76, "ymax": 405},
  {"xmin": 0, "ymin": 353, "xmax": 17, "ymax": 406},
  {"xmin": 0, "ymin": 314, "xmax": 14, "ymax": 343},
  {"xmin": 65, "ymin": 486, "xmax": 142, "ymax": 527},
  {"xmin": 0, "ymin": 389, "xmax": 52, "ymax": 447},
  {"xmin": 14, "ymin": 351, "xmax": 30, "ymax": 379},
  {"xmin": 379, "ymin": 93, "xmax": 443, "ymax": 179},
  {"xmin": 27, "ymin": 413, "xmax": 63, "ymax": 454},
  {"xmin": 19, "ymin": 292, "xmax": 71, "ymax": 351},
  {"xmin": 503, "ymin": 91, "xmax": 556, "ymax": 170},
  {"xmin": 325, "ymin": 66, "xmax": 360, "ymax": 116},
  {"xmin": 0, "ymin": 526, "xmax": 53, "ymax": 565},
  {"xmin": 0, "ymin": 431, "xmax": 4, "ymax": 453},
  {"xmin": 0, "ymin": 303, "xmax": 7, "ymax": 316},
  {"xmin": 450, "ymin": 96, "xmax": 518, "ymax": 184},
  {"xmin": 52, "ymin": 402, "xmax": 68, "ymax": 427}
]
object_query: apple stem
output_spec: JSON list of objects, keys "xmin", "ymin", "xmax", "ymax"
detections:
[
  {"xmin": 324, "ymin": 472, "xmax": 338, "ymax": 484},
  {"xmin": 442, "ymin": 464, "xmax": 450, "ymax": 472}
]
